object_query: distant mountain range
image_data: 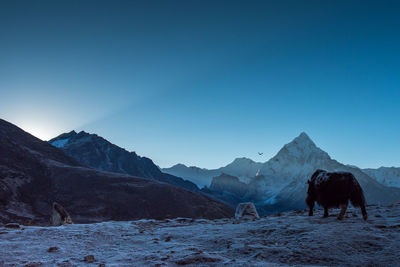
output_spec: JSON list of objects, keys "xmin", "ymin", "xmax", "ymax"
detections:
[
  {"xmin": 362, "ymin": 167, "xmax": 400, "ymax": 188},
  {"xmin": 0, "ymin": 119, "xmax": 233, "ymax": 225},
  {"xmin": 49, "ymin": 131, "xmax": 198, "ymax": 192},
  {"xmin": 48, "ymin": 127, "xmax": 400, "ymax": 215},
  {"xmin": 164, "ymin": 133, "xmax": 400, "ymax": 213},
  {"xmin": 163, "ymin": 157, "xmax": 263, "ymax": 188}
]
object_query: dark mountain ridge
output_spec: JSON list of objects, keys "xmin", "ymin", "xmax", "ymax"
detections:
[
  {"xmin": 49, "ymin": 130, "xmax": 198, "ymax": 192},
  {"xmin": 0, "ymin": 119, "xmax": 233, "ymax": 225}
]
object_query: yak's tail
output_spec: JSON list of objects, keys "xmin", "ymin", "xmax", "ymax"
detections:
[{"xmin": 349, "ymin": 177, "xmax": 366, "ymax": 208}]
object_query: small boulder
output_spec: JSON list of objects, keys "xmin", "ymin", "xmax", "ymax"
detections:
[
  {"xmin": 24, "ymin": 262, "xmax": 43, "ymax": 267},
  {"xmin": 5, "ymin": 223, "xmax": 20, "ymax": 229},
  {"xmin": 235, "ymin": 202, "xmax": 260, "ymax": 221},
  {"xmin": 51, "ymin": 202, "xmax": 73, "ymax": 226},
  {"xmin": 83, "ymin": 255, "xmax": 95, "ymax": 263},
  {"xmin": 47, "ymin": 247, "xmax": 59, "ymax": 252},
  {"xmin": 176, "ymin": 253, "xmax": 223, "ymax": 265}
]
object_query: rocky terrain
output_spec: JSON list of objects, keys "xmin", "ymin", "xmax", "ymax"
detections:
[
  {"xmin": 205, "ymin": 173, "xmax": 251, "ymax": 207},
  {"xmin": 0, "ymin": 119, "xmax": 233, "ymax": 225},
  {"xmin": 1, "ymin": 203, "xmax": 399, "ymax": 266}
]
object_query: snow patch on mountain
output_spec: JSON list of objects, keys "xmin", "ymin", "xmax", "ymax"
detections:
[{"xmin": 50, "ymin": 138, "xmax": 70, "ymax": 148}]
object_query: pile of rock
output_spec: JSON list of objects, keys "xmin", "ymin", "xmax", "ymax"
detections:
[{"xmin": 235, "ymin": 202, "xmax": 260, "ymax": 221}]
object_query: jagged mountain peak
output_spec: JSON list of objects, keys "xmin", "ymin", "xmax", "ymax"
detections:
[
  {"xmin": 49, "ymin": 130, "xmax": 104, "ymax": 148},
  {"xmin": 228, "ymin": 157, "xmax": 257, "ymax": 166},
  {"xmin": 51, "ymin": 130, "xmax": 127, "ymax": 152},
  {"xmin": 76, "ymin": 130, "xmax": 91, "ymax": 136},
  {"xmin": 271, "ymin": 132, "xmax": 330, "ymax": 163},
  {"xmin": 294, "ymin": 132, "xmax": 314, "ymax": 145},
  {"xmin": 50, "ymin": 130, "xmax": 77, "ymax": 140},
  {"xmin": 74, "ymin": 131, "xmax": 105, "ymax": 142},
  {"xmin": 287, "ymin": 132, "xmax": 317, "ymax": 151}
]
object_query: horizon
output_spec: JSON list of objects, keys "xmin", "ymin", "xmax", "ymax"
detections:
[
  {"xmin": 24, "ymin": 122, "xmax": 400, "ymax": 170},
  {"xmin": 1, "ymin": 1, "xmax": 400, "ymax": 169}
]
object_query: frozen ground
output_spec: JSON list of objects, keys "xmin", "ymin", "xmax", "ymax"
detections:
[{"xmin": 1, "ymin": 203, "xmax": 399, "ymax": 266}]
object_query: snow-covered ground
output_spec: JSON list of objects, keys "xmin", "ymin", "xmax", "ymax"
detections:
[{"xmin": 1, "ymin": 203, "xmax": 399, "ymax": 266}]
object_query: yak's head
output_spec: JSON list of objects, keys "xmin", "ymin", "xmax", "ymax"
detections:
[
  {"xmin": 306, "ymin": 180, "xmax": 315, "ymax": 208},
  {"xmin": 305, "ymin": 169, "xmax": 326, "ymax": 208}
]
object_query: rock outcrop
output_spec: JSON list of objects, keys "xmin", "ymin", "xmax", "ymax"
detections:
[
  {"xmin": 210, "ymin": 174, "xmax": 249, "ymax": 198},
  {"xmin": 235, "ymin": 202, "xmax": 260, "ymax": 220},
  {"xmin": 51, "ymin": 202, "xmax": 73, "ymax": 226}
]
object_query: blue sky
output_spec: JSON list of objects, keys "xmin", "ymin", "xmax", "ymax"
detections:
[{"xmin": 1, "ymin": 0, "xmax": 399, "ymax": 168}]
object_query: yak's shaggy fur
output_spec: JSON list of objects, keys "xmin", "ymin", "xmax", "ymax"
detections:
[{"xmin": 306, "ymin": 169, "xmax": 368, "ymax": 220}]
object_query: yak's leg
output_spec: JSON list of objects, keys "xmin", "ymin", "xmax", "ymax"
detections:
[
  {"xmin": 361, "ymin": 205, "xmax": 368, "ymax": 220},
  {"xmin": 308, "ymin": 202, "xmax": 314, "ymax": 216},
  {"xmin": 323, "ymin": 207, "xmax": 329, "ymax": 218},
  {"xmin": 337, "ymin": 202, "xmax": 348, "ymax": 220}
]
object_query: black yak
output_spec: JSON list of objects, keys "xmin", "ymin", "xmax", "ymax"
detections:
[{"xmin": 306, "ymin": 169, "xmax": 368, "ymax": 220}]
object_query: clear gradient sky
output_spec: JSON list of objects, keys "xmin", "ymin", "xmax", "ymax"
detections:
[{"xmin": 1, "ymin": 0, "xmax": 399, "ymax": 169}]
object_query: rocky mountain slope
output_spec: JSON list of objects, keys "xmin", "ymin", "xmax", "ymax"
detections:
[
  {"xmin": 206, "ymin": 173, "xmax": 250, "ymax": 206},
  {"xmin": 49, "ymin": 131, "xmax": 198, "ymax": 192},
  {"xmin": 0, "ymin": 119, "xmax": 233, "ymax": 225},
  {"xmin": 362, "ymin": 167, "xmax": 400, "ymax": 188},
  {"xmin": 1, "ymin": 203, "xmax": 399, "ymax": 266}
]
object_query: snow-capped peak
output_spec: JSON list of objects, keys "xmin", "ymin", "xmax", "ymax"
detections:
[
  {"xmin": 287, "ymin": 132, "xmax": 317, "ymax": 152},
  {"xmin": 256, "ymin": 132, "xmax": 332, "ymax": 188},
  {"xmin": 294, "ymin": 132, "xmax": 315, "ymax": 146},
  {"xmin": 271, "ymin": 132, "xmax": 330, "ymax": 163},
  {"xmin": 250, "ymin": 133, "xmax": 336, "ymax": 204}
]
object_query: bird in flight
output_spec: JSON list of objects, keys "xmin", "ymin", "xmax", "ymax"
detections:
[{"xmin": 258, "ymin": 152, "xmax": 263, "ymax": 156}]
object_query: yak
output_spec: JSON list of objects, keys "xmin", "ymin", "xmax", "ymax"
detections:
[{"xmin": 306, "ymin": 169, "xmax": 368, "ymax": 220}]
